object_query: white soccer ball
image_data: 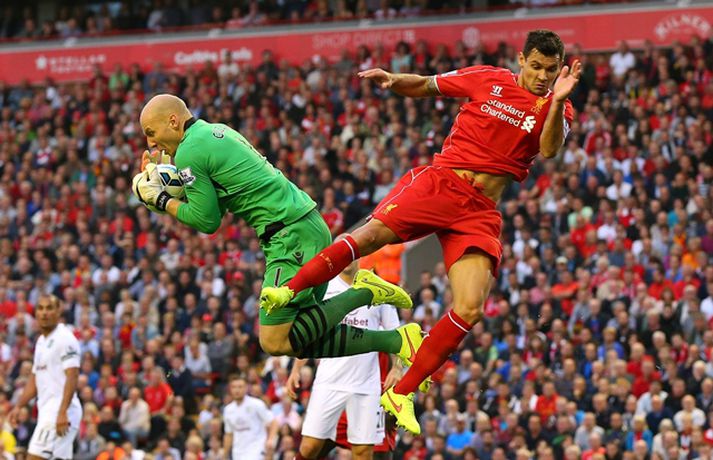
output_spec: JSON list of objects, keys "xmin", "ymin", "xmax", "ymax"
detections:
[{"xmin": 154, "ymin": 164, "xmax": 186, "ymax": 200}]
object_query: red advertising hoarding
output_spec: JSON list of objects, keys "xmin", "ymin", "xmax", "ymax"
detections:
[{"xmin": 0, "ymin": 5, "xmax": 711, "ymax": 85}]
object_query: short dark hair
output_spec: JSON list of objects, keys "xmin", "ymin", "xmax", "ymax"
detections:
[{"xmin": 523, "ymin": 30, "xmax": 565, "ymax": 60}]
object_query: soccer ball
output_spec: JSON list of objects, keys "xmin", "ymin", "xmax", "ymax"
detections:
[
  {"xmin": 155, "ymin": 164, "xmax": 186, "ymax": 200},
  {"xmin": 133, "ymin": 163, "xmax": 186, "ymax": 214}
]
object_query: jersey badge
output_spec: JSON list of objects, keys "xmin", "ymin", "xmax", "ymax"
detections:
[
  {"xmin": 178, "ymin": 167, "xmax": 196, "ymax": 186},
  {"xmin": 490, "ymin": 85, "xmax": 503, "ymax": 97},
  {"xmin": 521, "ymin": 116, "xmax": 537, "ymax": 133},
  {"xmin": 531, "ymin": 97, "xmax": 548, "ymax": 114},
  {"xmin": 382, "ymin": 204, "xmax": 398, "ymax": 215},
  {"xmin": 212, "ymin": 126, "xmax": 226, "ymax": 139}
]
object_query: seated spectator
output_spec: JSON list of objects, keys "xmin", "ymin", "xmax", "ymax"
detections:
[
  {"xmin": 625, "ymin": 415, "xmax": 653, "ymax": 451},
  {"xmin": 75, "ymin": 422, "xmax": 106, "ymax": 460},
  {"xmin": 118, "ymin": 387, "xmax": 150, "ymax": 447},
  {"xmin": 673, "ymin": 395, "xmax": 706, "ymax": 431}
]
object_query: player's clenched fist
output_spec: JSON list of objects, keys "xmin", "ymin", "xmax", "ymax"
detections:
[{"xmin": 358, "ymin": 68, "xmax": 395, "ymax": 89}]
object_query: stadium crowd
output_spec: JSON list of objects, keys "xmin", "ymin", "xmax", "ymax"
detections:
[
  {"xmin": 1, "ymin": 0, "xmax": 639, "ymax": 42},
  {"xmin": 0, "ymin": 28, "xmax": 712, "ymax": 460}
]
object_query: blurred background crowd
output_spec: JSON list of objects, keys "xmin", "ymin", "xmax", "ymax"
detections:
[
  {"xmin": 0, "ymin": 13, "xmax": 712, "ymax": 460},
  {"xmin": 1, "ymin": 0, "xmax": 645, "ymax": 42}
]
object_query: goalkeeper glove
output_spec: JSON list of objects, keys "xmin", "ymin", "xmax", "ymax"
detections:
[
  {"xmin": 132, "ymin": 165, "xmax": 171, "ymax": 212},
  {"xmin": 140, "ymin": 149, "xmax": 172, "ymax": 171}
]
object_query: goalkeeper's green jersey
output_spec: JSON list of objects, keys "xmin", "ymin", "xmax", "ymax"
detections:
[{"xmin": 174, "ymin": 119, "xmax": 316, "ymax": 235}]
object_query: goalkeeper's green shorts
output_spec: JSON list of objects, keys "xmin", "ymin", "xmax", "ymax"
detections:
[{"xmin": 259, "ymin": 209, "xmax": 332, "ymax": 326}]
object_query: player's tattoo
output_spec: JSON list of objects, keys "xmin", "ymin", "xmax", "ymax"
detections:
[{"xmin": 425, "ymin": 76, "xmax": 439, "ymax": 96}]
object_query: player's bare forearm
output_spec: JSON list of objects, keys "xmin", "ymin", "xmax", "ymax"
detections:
[
  {"xmin": 266, "ymin": 419, "xmax": 279, "ymax": 447},
  {"xmin": 291, "ymin": 358, "xmax": 307, "ymax": 375},
  {"xmin": 539, "ymin": 100, "xmax": 566, "ymax": 158},
  {"xmin": 17, "ymin": 373, "xmax": 37, "ymax": 407},
  {"xmin": 390, "ymin": 74, "xmax": 439, "ymax": 98},
  {"xmin": 59, "ymin": 367, "xmax": 79, "ymax": 414},
  {"xmin": 390, "ymin": 354, "xmax": 403, "ymax": 371},
  {"xmin": 359, "ymin": 68, "xmax": 439, "ymax": 98},
  {"xmin": 224, "ymin": 433, "xmax": 233, "ymax": 458},
  {"xmin": 166, "ymin": 198, "xmax": 181, "ymax": 219}
]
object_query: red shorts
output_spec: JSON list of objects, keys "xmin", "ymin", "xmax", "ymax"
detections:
[{"xmin": 371, "ymin": 165, "xmax": 502, "ymax": 275}]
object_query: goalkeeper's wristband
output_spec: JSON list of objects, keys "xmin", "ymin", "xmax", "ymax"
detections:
[{"xmin": 155, "ymin": 191, "xmax": 171, "ymax": 212}]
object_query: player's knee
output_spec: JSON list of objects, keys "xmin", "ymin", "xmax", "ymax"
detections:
[
  {"xmin": 454, "ymin": 302, "xmax": 484, "ymax": 325},
  {"xmin": 354, "ymin": 223, "xmax": 394, "ymax": 255},
  {"xmin": 258, "ymin": 334, "xmax": 294, "ymax": 356},
  {"xmin": 299, "ymin": 438, "xmax": 324, "ymax": 458},
  {"xmin": 351, "ymin": 444, "xmax": 374, "ymax": 459}
]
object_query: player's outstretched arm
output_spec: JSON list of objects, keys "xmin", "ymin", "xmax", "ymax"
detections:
[{"xmin": 358, "ymin": 68, "xmax": 439, "ymax": 98}]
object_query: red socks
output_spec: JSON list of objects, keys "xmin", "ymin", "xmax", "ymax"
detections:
[
  {"xmin": 287, "ymin": 235, "xmax": 360, "ymax": 294},
  {"xmin": 394, "ymin": 310, "xmax": 473, "ymax": 395}
]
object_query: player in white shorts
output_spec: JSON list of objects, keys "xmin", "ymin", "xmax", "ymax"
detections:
[
  {"xmin": 9, "ymin": 295, "xmax": 82, "ymax": 460},
  {"xmin": 223, "ymin": 376, "xmax": 279, "ymax": 460},
  {"xmin": 287, "ymin": 246, "xmax": 402, "ymax": 460}
]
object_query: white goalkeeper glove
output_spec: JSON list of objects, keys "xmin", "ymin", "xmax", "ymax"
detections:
[{"xmin": 132, "ymin": 164, "xmax": 171, "ymax": 212}]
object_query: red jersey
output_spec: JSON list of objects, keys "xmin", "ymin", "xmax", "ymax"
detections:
[
  {"xmin": 144, "ymin": 383, "xmax": 173, "ymax": 414},
  {"xmin": 433, "ymin": 65, "xmax": 574, "ymax": 182}
]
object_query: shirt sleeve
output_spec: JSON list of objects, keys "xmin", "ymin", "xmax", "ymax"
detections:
[
  {"xmin": 256, "ymin": 400, "xmax": 275, "ymax": 426},
  {"xmin": 223, "ymin": 407, "xmax": 236, "ymax": 432},
  {"xmin": 175, "ymin": 145, "xmax": 225, "ymax": 234},
  {"xmin": 434, "ymin": 65, "xmax": 491, "ymax": 99},
  {"xmin": 60, "ymin": 333, "xmax": 81, "ymax": 370},
  {"xmin": 563, "ymin": 99, "xmax": 575, "ymax": 139}
]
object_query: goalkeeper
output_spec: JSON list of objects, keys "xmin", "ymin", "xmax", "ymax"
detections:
[{"xmin": 132, "ymin": 94, "xmax": 425, "ymax": 362}]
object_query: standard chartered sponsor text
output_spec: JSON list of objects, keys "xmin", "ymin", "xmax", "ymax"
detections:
[{"xmin": 480, "ymin": 99, "xmax": 528, "ymax": 127}]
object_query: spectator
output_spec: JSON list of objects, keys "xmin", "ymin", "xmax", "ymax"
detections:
[
  {"xmin": 118, "ymin": 387, "xmax": 150, "ymax": 447},
  {"xmin": 153, "ymin": 437, "xmax": 181, "ymax": 460},
  {"xmin": 445, "ymin": 413, "xmax": 473, "ymax": 457},
  {"xmin": 75, "ymin": 422, "xmax": 106, "ymax": 460},
  {"xmin": 609, "ymin": 41, "xmax": 636, "ymax": 78},
  {"xmin": 98, "ymin": 405, "xmax": 124, "ymax": 444},
  {"xmin": 673, "ymin": 395, "xmax": 706, "ymax": 431},
  {"xmin": 625, "ymin": 415, "xmax": 653, "ymax": 451}
]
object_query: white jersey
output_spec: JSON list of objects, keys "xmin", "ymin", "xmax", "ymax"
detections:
[
  {"xmin": 224, "ymin": 396, "xmax": 274, "ymax": 460},
  {"xmin": 32, "ymin": 323, "xmax": 82, "ymax": 425},
  {"xmin": 312, "ymin": 276, "xmax": 400, "ymax": 395}
]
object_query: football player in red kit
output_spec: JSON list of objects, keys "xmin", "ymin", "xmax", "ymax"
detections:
[{"xmin": 262, "ymin": 29, "xmax": 581, "ymax": 434}]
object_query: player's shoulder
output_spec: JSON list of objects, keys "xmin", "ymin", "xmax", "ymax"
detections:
[
  {"xmin": 247, "ymin": 395, "xmax": 269, "ymax": 408},
  {"xmin": 224, "ymin": 401, "xmax": 237, "ymax": 413},
  {"xmin": 450, "ymin": 65, "xmax": 513, "ymax": 78},
  {"xmin": 56, "ymin": 324, "xmax": 79, "ymax": 344}
]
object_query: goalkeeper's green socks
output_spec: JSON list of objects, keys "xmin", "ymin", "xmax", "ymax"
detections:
[
  {"xmin": 288, "ymin": 287, "xmax": 400, "ymax": 357},
  {"xmin": 297, "ymin": 324, "xmax": 401, "ymax": 359}
]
